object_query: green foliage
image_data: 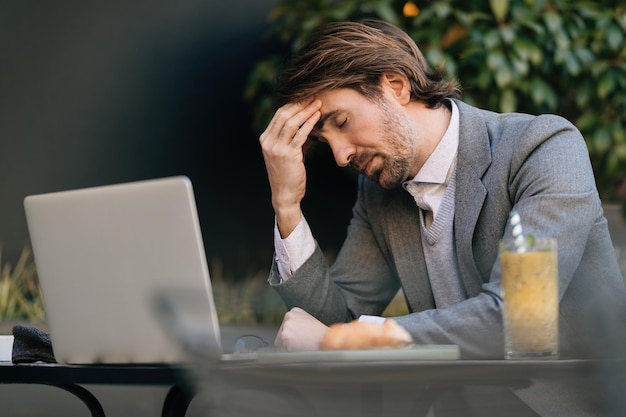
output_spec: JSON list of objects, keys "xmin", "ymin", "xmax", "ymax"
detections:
[
  {"xmin": 245, "ymin": 0, "xmax": 626, "ymax": 201},
  {"xmin": 0, "ymin": 247, "xmax": 45, "ymax": 321}
]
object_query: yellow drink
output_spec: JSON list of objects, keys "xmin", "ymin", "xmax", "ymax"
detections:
[{"xmin": 499, "ymin": 237, "xmax": 559, "ymax": 359}]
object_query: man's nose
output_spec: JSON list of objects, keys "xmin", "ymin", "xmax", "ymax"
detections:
[{"xmin": 328, "ymin": 137, "xmax": 355, "ymax": 167}]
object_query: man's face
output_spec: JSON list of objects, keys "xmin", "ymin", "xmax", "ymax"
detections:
[{"xmin": 311, "ymin": 87, "xmax": 419, "ymax": 189}]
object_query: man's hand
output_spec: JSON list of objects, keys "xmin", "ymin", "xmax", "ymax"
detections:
[
  {"xmin": 259, "ymin": 99, "xmax": 322, "ymax": 238},
  {"xmin": 274, "ymin": 307, "xmax": 328, "ymax": 351}
]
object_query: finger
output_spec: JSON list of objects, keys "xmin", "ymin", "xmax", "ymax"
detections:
[
  {"xmin": 274, "ymin": 333, "xmax": 284, "ymax": 351},
  {"xmin": 262, "ymin": 100, "xmax": 321, "ymax": 145},
  {"xmin": 273, "ymin": 311, "xmax": 291, "ymax": 351},
  {"xmin": 262, "ymin": 101, "xmax": 303, "ymax": 139},
  {"xmin": 276, "ymin": 101, "xmax": 321, "ymax": 144},
  {"xmin": 289, "ymin": 110, "xmax": 321, "ymax": 149},
  {"xmin": 260, "ymin": 101, "xmax": 308, "ymax": 143},
  {"xmin": 289, "ymin": 307, "xmax": 303, "ymax": 315}
]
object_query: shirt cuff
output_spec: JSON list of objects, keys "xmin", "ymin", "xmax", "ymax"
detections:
[
  {"xmin": 273, "ymin": 216, "xmax": 316, "ymax": 282},
  {"xmin": 358, "ymin": 315, "xmax": 387, "ymax": 325}
]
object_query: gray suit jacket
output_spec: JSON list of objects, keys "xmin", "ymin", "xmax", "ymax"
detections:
[{"xmin": 270, "ymin": 100, "xmax": 625, "ymax": 359}]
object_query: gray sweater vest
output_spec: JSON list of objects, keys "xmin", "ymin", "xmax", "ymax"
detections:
[{"xmin": 416, "ymin": 169, "xmax": 466, "ymax": 308}]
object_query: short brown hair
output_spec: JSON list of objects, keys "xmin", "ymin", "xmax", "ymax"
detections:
[{"xmin": 274, "ymin": 19, "xmax": 461, "ymax": 108}]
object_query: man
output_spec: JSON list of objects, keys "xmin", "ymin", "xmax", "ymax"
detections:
[{"xmin": 259, "ymin": 19, "xmax": 624, "ymax": 360}]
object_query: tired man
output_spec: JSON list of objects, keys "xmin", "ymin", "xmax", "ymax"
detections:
[{"xmin": 259, "ymin": 19, "xmax": 624, "ymax": 360}]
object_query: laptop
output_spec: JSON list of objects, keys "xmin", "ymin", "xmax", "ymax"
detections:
[
  {"xmin": 24, "ymin": 176, "xmax": 222, "ymax": 363},
  {"xmin": 25, "ymin": 176, "xmax": 459, "ymax": 364}
]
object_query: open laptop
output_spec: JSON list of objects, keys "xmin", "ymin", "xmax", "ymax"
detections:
[
  {"xmin": 24, "ymin": 176, "xmax": 222, "ymax": 363},
  {"xmin": 25, "ymin": 176, "xmax": 459, "ymax": 364}
]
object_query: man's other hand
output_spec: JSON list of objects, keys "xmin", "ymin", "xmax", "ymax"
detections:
[{"xmin": 274, "ymin": 307, "xmax": 328, "ymax": 351}]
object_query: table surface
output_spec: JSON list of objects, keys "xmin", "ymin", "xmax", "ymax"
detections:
[
  {"xmin": 205, "ymin": 358, "xmax": 598, "ymax": 385},
  {"xmin": 0, "ymin": 358, "xmax": 606, "ymax": 417},
  {"xmin": 193, "ymin": 358, "xmax": 604, "ymax": 417},
  {"xmin": 0, "ymin": 358, "xmax": 596, "ymax": 382}
]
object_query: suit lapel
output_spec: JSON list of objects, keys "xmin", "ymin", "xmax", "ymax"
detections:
[
  {"xmin": 453, "ymin": 100, "xmax": 492, "ymax": 296},
  {"xmin": 384, "ymin": 191, "xmax": 435, "ymax": 312}
]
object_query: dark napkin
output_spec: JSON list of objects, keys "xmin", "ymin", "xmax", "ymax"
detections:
[{"xmin": 12, "ymin": 325, "xmax": 57, "ymax": 363}]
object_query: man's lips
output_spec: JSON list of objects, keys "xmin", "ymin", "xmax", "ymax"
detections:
[
  {"xmin": 355, "ymin": 157, "xmax": 376, "ymax": 178},
  {"xmin": 352, "ymin": 158, "xmax": 371, "ymax": 175},
  {"xmin": 363, "ymin": 159, "xmax": 374, "ymax": 177}
]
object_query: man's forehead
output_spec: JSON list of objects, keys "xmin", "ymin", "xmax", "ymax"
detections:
[{"xmin": 314, "ymin": 110, "xmax": 339, "ymax": 131}]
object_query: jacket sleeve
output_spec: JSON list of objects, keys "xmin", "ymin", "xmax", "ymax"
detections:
[{"xmin": 269, "ymin": 176, "xmax": 402, "ymax": 325}]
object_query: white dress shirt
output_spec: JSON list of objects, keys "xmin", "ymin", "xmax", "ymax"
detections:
[{"xmin": 403, "ymin": 100, "xmax": 459, "ymax": 226}]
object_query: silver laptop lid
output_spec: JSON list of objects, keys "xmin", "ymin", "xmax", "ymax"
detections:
[{"xmin": 24, "ymin": 176, "xmax": 222, "ymax": 364}]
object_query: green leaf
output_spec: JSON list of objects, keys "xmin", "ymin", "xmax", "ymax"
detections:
[
  {"xmin": 499, "ymin": 26, "xmax": 516, "ymax": 44},
  {"xmin": 606, "ymin": 151, "xmax": 620, "ymax": 176},
  {"xmin": 573, "ymin": 47, "xmax": 594, "ymax": 66},
  {"xmin": 483, "ymin": 29, "xmax": 502, "ymax": 49},
  {"xmin": 374, "ymin": 3, "xmax": 399, "ymax": 25},
  {"xmin": 576, "ymin": 112, "xmax": 598, "ymax": 132},
  {"xmin": 426, "ymin": 49, "xmax": 445, "ymax": 68},
  {"xmin": 476, "ymin": 68, "xmax": 492, "ymax": 89},
  {"xmin": 606, "ymin": 25, "xmax": 625, "ymax": 52},
  {"xmin": 564, "ymin": 51, "xmax": 581, "ymax": 76},
  {"xmin": 590, "ymin": 61, "xmax": 610, "ymax": 77},
  {"xmin": 489, "ymin": 0, "xmax": 510, "ymax": 22},
  {"xmin": 613, "ymin": 132, "xmax": 626, "ymax": 156},
  {"xmin": 544, "ymin": 11, "xmax": 563, "ymax": 34},
  {"xmin": 443, "ymin": 55, "xmax": 458, "ymax": 76},
  {"xmin": 597, "ymin": 73, "xmax": 615, "ymax": 99},
  {"xmin": 592, "ymin": 128, "xmax": 611, "ymax": 154},
  {"xmin": 555, "ymin": 29, "xmax": 571, "ymax": 50},
  {"xmin": 513, "ymin": 38, "xmax": 543, "ymax": 66},
  {"xmin": 519, "ymin": 18, "xmax": 545, "ymax": 36},
  {"xmin": 487, "ymin": 50, "xmax": 507, "ymax": 71},
  {"xmin": 500, "ymin": 89, "xmax": 517, "ymax": 113},
  {"xmin": 328, "ymin": 1, "xmax": 358, "ymax": 20},
  {"xmin": 432, "ymin": 2, "xmax": 452, "ymax": 19},
  {"xmin": 529, "ymin": 77, "xmax": 557, "ymax": 109},
  {"xmin": 510, "ymin": 53, "xmax": 529, "ymax": 76},
  {"xmin": 495, "ymin": 67, "xmax": 514, "ymax": 88}
]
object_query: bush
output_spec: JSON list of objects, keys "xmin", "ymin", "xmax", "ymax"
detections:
[{"xmin": 245, "ymin": 0, "xmax": 626, "ymax": 202}]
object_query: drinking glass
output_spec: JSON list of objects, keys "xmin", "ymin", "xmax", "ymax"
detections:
[{"xmin": 499, "ymin": 236, "xmax": 559, "ymax": 359}]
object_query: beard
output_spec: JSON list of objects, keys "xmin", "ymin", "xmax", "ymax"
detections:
[{"xmin": 352, "ymin": 98, "xmax": 416, "ymax": 190}]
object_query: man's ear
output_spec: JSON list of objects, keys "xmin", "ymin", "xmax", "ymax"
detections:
[{"xmin": 382, "ymin": 73, "xmax": 411, "ymax": 105}]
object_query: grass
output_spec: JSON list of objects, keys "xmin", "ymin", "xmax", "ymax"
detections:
[
  {"xmin": 0, "ymin": 246, "xmax": 46, "ymax": 321},
  {"xmin": 209, "ymin": 259, "xmax": 286, "ymax": 324}
]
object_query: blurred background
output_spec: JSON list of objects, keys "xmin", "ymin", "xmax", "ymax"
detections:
[{"xmin": 1, "ymin": 0, "xmax": 625, "ymax": 324}]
